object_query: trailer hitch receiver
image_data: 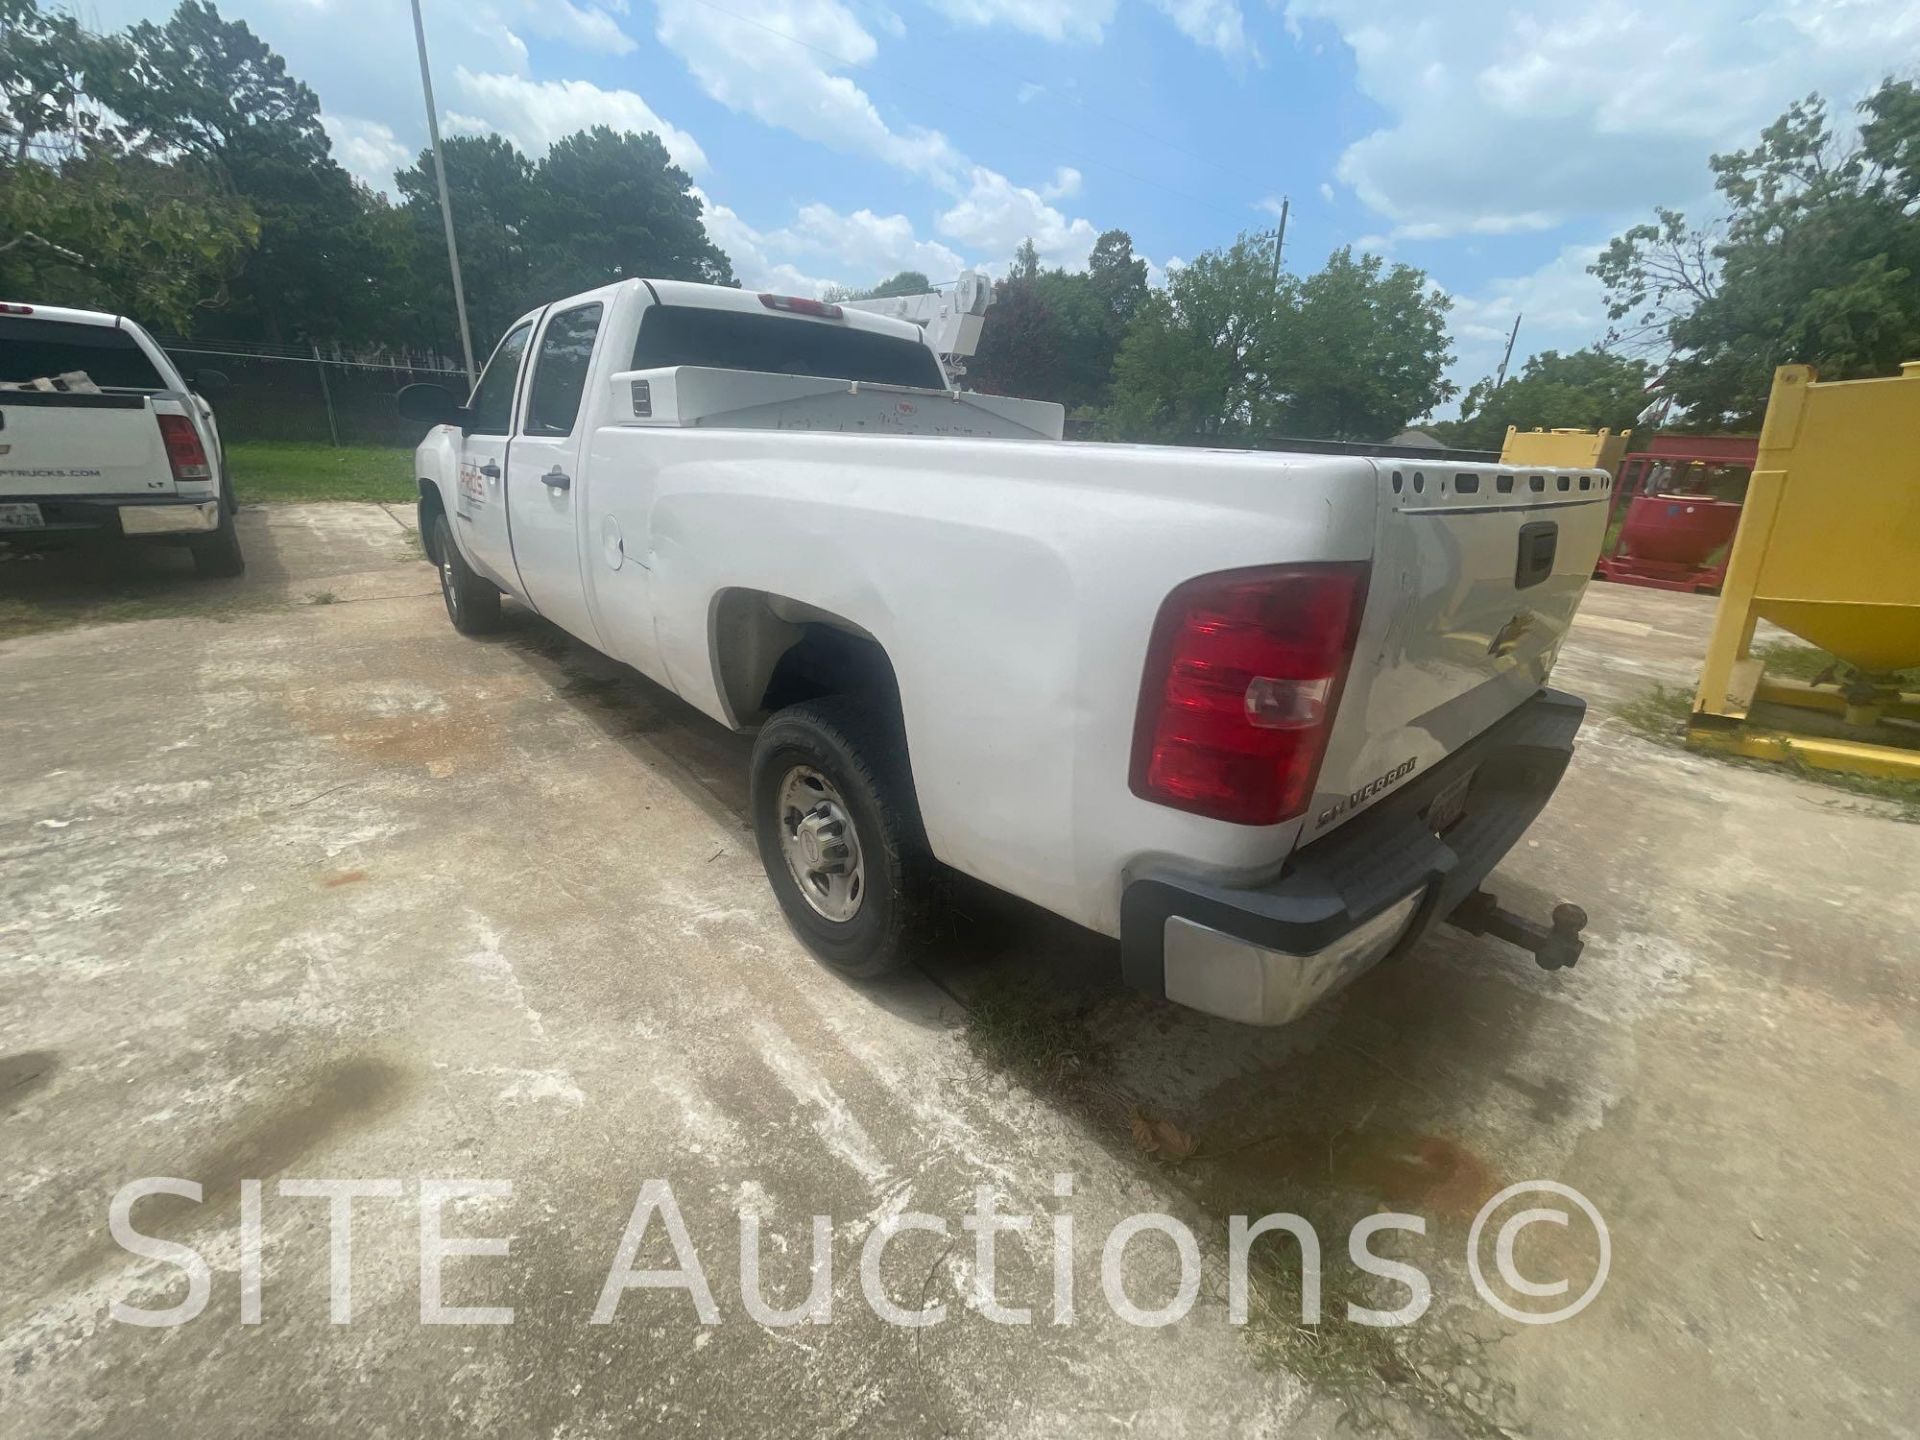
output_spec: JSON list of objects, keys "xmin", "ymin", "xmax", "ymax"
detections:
[{"xmin": 1447, "ymin": 891, "xmax": 1588, "ymax": 971}]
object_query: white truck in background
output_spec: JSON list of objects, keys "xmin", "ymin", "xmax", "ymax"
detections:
[
  {"xmin": 401, "ymin": 278, "xmax": 1605, "ymax": 1026},
  {"xmin": 0, "ymin": 302, "xmax": 243, "ymax": 577}
]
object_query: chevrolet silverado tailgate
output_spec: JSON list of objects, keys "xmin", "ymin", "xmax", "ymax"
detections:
[{"xmin": 1303, "ymin": 461, "xmax": 1610, "ymax": 842}]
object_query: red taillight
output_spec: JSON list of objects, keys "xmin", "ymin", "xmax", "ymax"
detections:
[
  {"xmin": 0, "ymin": 302, "xmax": 34, "ymax": 315},
  {"xmin": 1130, "ymin": 563, "xmax": 1369, "ymax": 826},
  {"xmin": 759, "ymin": 293, "xmax": 844, "ymax": 320},
  {"xmin": 156, "ymin": 414, "xmax": 212, "ymax": 481}
]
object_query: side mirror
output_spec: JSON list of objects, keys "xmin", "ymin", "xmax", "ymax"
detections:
[
  {"xmin": 396, "ymin": 382, "xmax": 467, "ymax": 427},
  {"xmin": 191, "ymin": 368, "xmax": 230, "ymax": 394}
]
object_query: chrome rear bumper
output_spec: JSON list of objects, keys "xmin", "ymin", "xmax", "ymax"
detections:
[
  {"xmin": 119, "ymin": 499, "xmax": 221, "ymax": 534},
  {"xmin": 1121, "ymin": 688, "xmax": 1586, "ymax": 1026}
]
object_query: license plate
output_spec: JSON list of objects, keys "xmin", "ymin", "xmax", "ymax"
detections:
[
  {"xmin": 1425, "ymin": 769, "xmax": 1476, "ymax": 834},
  {"xmin": 0, "ymin": 502, "xmax": 45, "ymax": 529}
]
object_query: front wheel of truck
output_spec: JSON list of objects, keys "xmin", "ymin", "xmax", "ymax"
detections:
[
  {"xmin": 751, "ymin": 698, "xmax": 940, "ymax": 980},
  {"xmin": 432, "ymin": 513, "xmax": 502, "ymax": 635}
]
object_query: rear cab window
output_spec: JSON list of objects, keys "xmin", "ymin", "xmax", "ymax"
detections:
[
  {"xmin": 632, "ymin": 304, "xmax": 945, "ymax": 390},
  {"xmin": 0, "ymin": 317, "xmax": 168, "ymax": 391}
]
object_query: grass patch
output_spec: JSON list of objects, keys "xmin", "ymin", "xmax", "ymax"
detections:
[
  {"xmin": 1754, "ymin": 641, "xmax": 1920, "ymax": 688},
  {"xmin": 962, "ymin": 975, "xmax": 1109, "ymax": 1102},
  {"xmin": 1238, "ymin": 1256, "xmax": 1518, "ymax": 1439},
  {"xmin": 226, "ymin": 441, "xmax": 414, "ymax": 503},
  {"xmin": 1612, "ymin": 681, "xmax": 1693, "ymax": 744},
  {"xmin": 0, "ymin": 588, "xmax": 274, "ymax": 643},
  {"xmin": 1611, "ymin": 680, "xmax": 1920, "ymax": 821}
]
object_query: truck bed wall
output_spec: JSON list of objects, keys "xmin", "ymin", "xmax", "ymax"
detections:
[{"xmin": 581, "ymin": 424, "xmax": 1380, "ymax": 935}]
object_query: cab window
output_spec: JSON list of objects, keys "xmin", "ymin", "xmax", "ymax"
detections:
[
  {"xmin": 524, "ymin": 303, "xmax": 604, "ymax": 437},
  {"xmin": 467, "ymin": 321, "xmax": 533, "ymax": 435}
]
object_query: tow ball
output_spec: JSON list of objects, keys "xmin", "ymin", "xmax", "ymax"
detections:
[{"xmin": 1447, "ymin": 891, "xmax": 1588, "ymax": 971}]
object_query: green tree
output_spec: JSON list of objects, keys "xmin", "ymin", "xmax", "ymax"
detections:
[
  {"xmin": 1086, "ymin": 228, "xmax": 1148, "ymax": 329},
  {"xmin": 1106, "ymin": 239, "xmax": 1454, "ymax": 442},
  {"xmin": 1274, "ymin": 246, "xmax": 1456, "ymax": 440},
  {"xmin": 528, "ymin": 127, "xmax": 734, "ymax": 298},
  {"xmin": 91, "ymin": 0, "xmax": 379, "ymax": 343},
  {"xmin": 1010, "ymin": 237, "xmax": 1041, "ymax": 280},
  {"xmin": 1429, "ymin": 348, "xmax": 1652, "ymax": 451},
  {"xmin": 0, "ymin": 149, "xmax": 257, "ymax": 329},
  {"xmin": 1105, "ymin": 235, "xmax": 1281, "ymax": 438},
  {"xmin": 969, "ymin": 273, "xmax": 1065, "ymax": 401},
  {"xmin": 969, "ymin": 231, "xmax": 1156, "ymax": 412},
  {"xmin": 1, "ymin": 0, "xmax": 121, "ymax": 162},
  {"xmin": 1, "ymin": 0, "xmax": 255, "ymax": 328},
  {"xmin": 821, "ymin": 270, "xmax": 932, "ymax": 302},
  {"xmin": 1593, "ymin": 80, "xmax": 1920, "ymax": 427},
  {"xmin": 396, "ymin": 133, "xmax": 537, "ymax": 350}
]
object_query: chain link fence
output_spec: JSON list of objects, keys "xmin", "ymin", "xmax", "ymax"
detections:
[{"xmin": 154, "ymin": 339, "xmax": 467, "ymax": 448}]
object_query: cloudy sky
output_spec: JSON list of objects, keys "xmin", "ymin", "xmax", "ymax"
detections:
[{"xmin": 86, "ymin": 0, "xmax": 1920, "ymax": 405}]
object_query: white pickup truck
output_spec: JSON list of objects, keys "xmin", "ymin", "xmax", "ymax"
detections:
[
  {"xmin": 0, "ymin": 302, "xmax": 243, "ymax": 577},
  {"xmin": 401, "ymin": 279, "xmax": 1606, "ymax": 1025}
]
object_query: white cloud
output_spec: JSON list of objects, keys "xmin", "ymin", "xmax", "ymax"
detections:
[
  {"xmin": 1254, "ymin": 194, "xmax": 1288, "ymax": 218},
  {"xmin": 1151, "ymin": 0, "xmax": 1255, "ymax": 60},
  {"xmin": 1317, "ymin": 181, "xmax": 1334, "ymax": 203},
  {"xmin": 1434, "ymin": 242, "xmax": 1611, "ymax": 413},
  {"xmin": 446, "ymin": 69, "xmax": 708, "ymax": 172},
  {"xmin": 1016, "ymin": 81, "xmax": 1048, "ymax": 103},
  {"xmin": 1146, "ymin": 253, "xmax": 1185, "ymax": 288},
  {"xmin": 653, "ymin": 0, "xmax": 963, "ymax": 185},
  {"xmin": 698, "ymin": 193, "xmax": 967, "ymax": 295},
  {"xmin": 1039, "ymin": 166, "xmax": 1083, "ymax": 201},
  {"xmin": 696, "ymin": 193, "xmax": 835, "ymax": 296},
  {"xmin": 320, "ymin": 113, "xmax": 411, "ymax": 195},
  {"xmin": 780, "ymin": 203, "xmax": 968, "ymax": 282},
  {"xmin": 1286, "ymin": 0, "xmax": 1920, "ymax": 236},
  {"xmin": 520, "ymin": 0, "xmax": 636, "ymax": 55},
  {"xmin": 937, "ymin": 166, "xmax": 1099, "ymax": 268},
  {"xmin": 929, "ymin": 0, "xmax": 1114, "ymax": 43},
  {"xmin": 932, "ymin": 0, "xmax": 1253, "ymax": 56}
]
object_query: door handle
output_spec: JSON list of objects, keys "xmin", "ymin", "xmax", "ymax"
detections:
[
  {"xmin": 479, "ymin": 461, "xmax": 501, "ymax": 479},
  {"xmin": 541, "ymin": 467, "xmax": 571, "ymax": 490}
]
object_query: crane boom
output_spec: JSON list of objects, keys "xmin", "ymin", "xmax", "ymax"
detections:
[{"xmin": 839, "ymin": 271, "xmax": 994, "ymax": 382}]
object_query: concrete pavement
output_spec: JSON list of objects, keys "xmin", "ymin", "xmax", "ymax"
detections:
[{"xmin": 2, "ymin": 504, "xmax": 1914, "ymax": 1438}]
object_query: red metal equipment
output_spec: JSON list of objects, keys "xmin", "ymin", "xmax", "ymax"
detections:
[{"xmin": 1594, "ymin": 434, "xmax": 1758, "ymax": 593}]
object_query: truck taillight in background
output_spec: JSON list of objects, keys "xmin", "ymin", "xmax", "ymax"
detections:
[
  {"xmin": 1130, "ymin": 563, "xmax": 1368, "ymax": 826},
  {"xmin": 156, "ymin": 414, "xmax": 211, "ymax": 482}
]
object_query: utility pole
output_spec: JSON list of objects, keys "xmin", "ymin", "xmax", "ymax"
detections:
[
  {"xmin": 1492, "ymin": 312, "xmax": 1522, "ymax": 391},
  {"xmin": 410, "ymin": 0, "xmax": 476, "ymax": 386},
  {"xmin": 1265, "ymin": 196, "xmax": 1290, "ymax": 286}
]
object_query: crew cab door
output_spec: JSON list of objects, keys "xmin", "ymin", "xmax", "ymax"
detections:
[
  {"xmin": 505, "ymin": 300, "xmax": 603, "ymax": 647},
  {"xmin": 454, "ymin": 317, "xmax": 535, "ymax": 592}
]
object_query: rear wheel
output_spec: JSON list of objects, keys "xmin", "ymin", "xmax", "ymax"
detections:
[
  {"xmin": 189, "ymin": 477, "xmax": 245, "ymax": 578},
  {"xmin": 750, "ymin": 698, "xmax": 940, "ymax": 979},
  {"xmin": 433, "ymin": 513, "xmax": 502, "ymax": 634}
]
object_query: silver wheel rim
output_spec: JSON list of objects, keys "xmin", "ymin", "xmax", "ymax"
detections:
[
  {"xmin": 776, "ymin": 765, "xmax": 866, "ymax": 923},
  {"xmin": 440, "ymin": 548, "xmax": 458, "ymax": 617}
]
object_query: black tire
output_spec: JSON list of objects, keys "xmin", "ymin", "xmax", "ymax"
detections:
[
  {"xmin": 432, "ymin": 513, "xmax": 502, "ymax": 634},
  {"xmin": 189, "ymin": 478, "xmax": 245, "ymax": 578},
  {"xmin": 751, "ymin": 697, "xmax": 941, "ymax": 979}
]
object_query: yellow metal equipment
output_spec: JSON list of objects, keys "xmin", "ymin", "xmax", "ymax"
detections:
[
  {"xmin": 1690, "ymin": 361, "xmax": 1920, "ymax": 780},
  {"xmin": 1500, "ymin": 426, "xmax": 1632, "ymax": 474}
]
